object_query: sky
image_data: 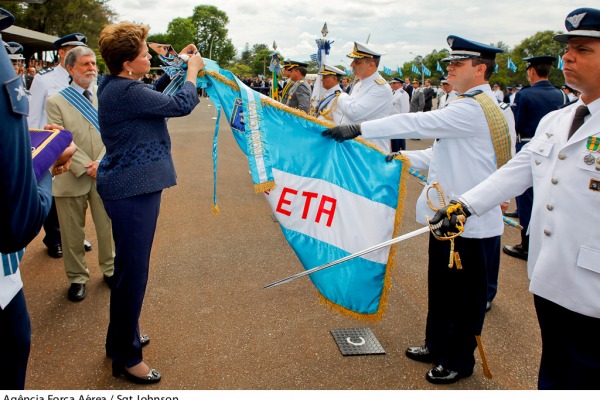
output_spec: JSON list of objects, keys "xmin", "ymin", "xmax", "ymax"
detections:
[{"xmin": 106, "ymin": 0, "xmax": 592, "ymax": 69}]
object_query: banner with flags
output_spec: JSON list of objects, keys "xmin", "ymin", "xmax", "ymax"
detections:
[
  {"xmin": 411, "ymin": 63, "xmax": 420, "ymax": 74},
  {"xmin": 422, "ymin": 65, "xmax": 431, "ymax": 77},
  {"xmin": 507, "ymin": 57, "xmax": 517, "ymax": 72},
  {"xmin": 197, "ymin": 61, "xmax": 409, "ymax": 322}
]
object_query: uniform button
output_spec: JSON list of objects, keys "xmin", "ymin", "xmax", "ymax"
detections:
[
  {"xmin": 558, "ymin": 153, "xmax": 566, "ymax": 160},
  {"xmin": 546, "ymin": 204, "xmax": 554, "ymax": 211},
  {"xmin": 544, "ymin": 229, "xmax": 551, "ymax": 236},
  {"xmin": 551, "ymin": 178, "xmax": 558, "ymax": 184},
  {"xmin": 539, "ymin": 148, "xmax": 545, "ymax": 153}
]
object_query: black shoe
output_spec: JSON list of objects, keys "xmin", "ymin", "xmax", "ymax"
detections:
[
  {"xmin": 103, "ymin": 274, "xmax": 115, "ymax": 289},
  {"xmin": 486, "ymin": 301, "xmax": 492, "ymax": 312},
  {"xmin": 47, "ymin": 244, "xmax": 63, "ymax": 258},
  {"xmin": 503, "ymin": 211, "xmax": 518, "ymax": 218},
  {"xmin": 68, "ymin": 283, "xmax": 86, "ymax": 302},
  {"xmin": 112, "ymin": 365, "xmax": 161, "ymax": 384},
  {"xmin": 503, "ymin": 244, "xmax": 528, "ymax": 261},
  {"xmin": 425, "ymin": 365, "xmax": 471, "ymax": 384},
  {"xmin": 84, "ymin": 239, "xmax": 92, "ymax": 252},
  {"xmin": 406, "ymin": 345, "xmax": 434, "ymax": 363}
]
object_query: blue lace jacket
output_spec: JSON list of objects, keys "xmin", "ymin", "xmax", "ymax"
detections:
[{"xmin": 97, "ymin": 74, "xmax": 199, "ymax": 200}]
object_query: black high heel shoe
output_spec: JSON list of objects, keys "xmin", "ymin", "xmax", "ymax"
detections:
[{"xmin": 112, "ymin": 364, "xmax": 161, "ymax": 384}]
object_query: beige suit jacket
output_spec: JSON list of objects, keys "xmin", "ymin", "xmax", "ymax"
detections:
[{"xmin": 46, "ymin": 85, "xmax": 106, "ymax": 197}]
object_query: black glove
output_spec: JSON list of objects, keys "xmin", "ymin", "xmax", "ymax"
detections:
[
  {"xmin": 386, "ymin": 151, "xmax": 401, "ymax": 162},
  {"xmin": 321, "ymin": 124, "xmax": 361, "ymax": 142},
  {"xmin": 428, "ymin": 200, "xmax": 471, "ymax": 237}
]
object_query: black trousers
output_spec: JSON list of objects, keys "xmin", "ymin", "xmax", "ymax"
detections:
[
  {"xmin": 0, "ymin": 289, "xmax": 31, "ymax": 389},
  {"xmin": 534, "ymin": 295, "xmax": 600, "ymax": 389},
  {"xmin": 424, "ymin": 234, "xmax": 500, "ymax": 375}
]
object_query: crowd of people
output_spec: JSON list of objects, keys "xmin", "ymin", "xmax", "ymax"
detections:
[{"xmin": 2, "ymin": 3, "xmax": 600, "ymax": 391}]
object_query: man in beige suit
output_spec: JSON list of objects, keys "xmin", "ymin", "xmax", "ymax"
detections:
[{"xmin": 46, "ymin": 46, "xmax": 114, "ymax": 302}]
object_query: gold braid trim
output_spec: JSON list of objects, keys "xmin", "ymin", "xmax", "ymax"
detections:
[
  {"xmin": 30, "ymin": 129, "xmax": 61, "ymax": 158},
  {"xmin": 468, "ymin": 93, "xmax": 512, "ymax": 168},
  {"xmin": 318, "ymin": 153, "xmax": 411, "ymax": 322},
  {"xmin": 253, "ymin": 181, "xmax": 276, "ymax": 194}
]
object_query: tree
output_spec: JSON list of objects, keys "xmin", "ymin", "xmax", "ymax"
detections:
[
  {"xmin": 251, "ymin": 48, "xmax": 272, "ymax": 77},
  {"xmin": 190, "ymin": 5, "xmax": 235, "ymax": 66},
  {"xmin": 0, "ymin": 0, "xmax": 116, "ymax": 50},
  {"xmin": 512, "ymin": 30, "xmax": 565, "ymax": 86},
  {"xmin": 166, "ymin": 17, "xmax": 196, "ymax": 54}
]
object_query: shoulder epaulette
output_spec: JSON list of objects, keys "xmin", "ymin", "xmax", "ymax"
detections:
[
  {"xmin": 37, "ymin": 67, "xmax": 54, "ymax": 75},
  {"xmin": 374, "ymin": 78, "xmax": 387, "ymax": 85},
  {"xmin": 459, "ymin": 89, "xmax": 483, "ymax": 98}
]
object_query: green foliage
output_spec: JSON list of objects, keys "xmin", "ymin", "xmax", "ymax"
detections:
[
  {"xmin": 0, "ymin": 0, "xmax": 116, "ymax": 49},
  {"xmin": 190, "ymin": 5, "xmax": 235, "ymax": 66},
  {"xmin": 251, "ymin": 48, "xmax": 272, "ymax": 76},
  {"xmin": 229, "ymin": 63, "xmax": 252, "ymax": 77},
  {"xmin": 166, "ymin": 17, "xmax": 196, "ymax": 54}
]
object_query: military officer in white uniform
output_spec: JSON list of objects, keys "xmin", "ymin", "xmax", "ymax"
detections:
[
  {"xmin": 429, "ymin": 7, "xmax": 600, "ymax": 390},
  {"xmin": 27, "ymin": 33, "xmax": 90, "ymax": 258},
  {"xmin": 389, "ymin": 77, "xmax": 409, "ymax": 151},
  {"xmin": 337, "ymin": 42, "xmax": 392, "ymax": 153},
  {"xmin": 28, "ymin": 33, "xmax": 87, "ymax": 129},
  {"xmin": 313, "ymin": 64, "xmax": 347, "ymax": 124},
  {"xmin": 323, "ymin": 35, "xmax": 516, "ymax": 385},
  {"xmin": 437, "ymin": 76, "xmax": 459, "ymax": 109}
]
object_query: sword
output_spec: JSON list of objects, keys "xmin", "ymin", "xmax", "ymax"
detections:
[{"xmin": 264, "ymin": 226, "xmax": 430, "ymax": 289}]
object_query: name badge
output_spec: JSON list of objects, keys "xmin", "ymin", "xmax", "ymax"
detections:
[{"xmin": 590, "ymin": 178, "xmax": 600, "ymax": 192}]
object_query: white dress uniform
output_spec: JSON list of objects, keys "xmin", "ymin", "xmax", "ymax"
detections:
[
  {"xmin": 361, "ymin": 83, "xmax": 516, "ymax": 238},
  {"xmin": 437, "ymin": 90, "xmax": 459, "ymax": 110},
  {"xmin": 460, "ymin": 98, "xmax": 600, "ymax": 318},
  {"xmin": 337, "ymin": 71, "xmax": 392, "ymax": 153},
  {"xmin": 27, "ymin": 64, "xmax": 70, "ymax": 129},
  {"xmin": 315, "ymin": 85, "xmax": 347, "ymax": 125},
  {"xmin": 390, "ymin": 88, "xmax": 409, "ymax": 115}
]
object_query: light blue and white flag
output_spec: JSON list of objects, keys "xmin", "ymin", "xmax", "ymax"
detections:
[
  {"xmin": 411, "ymin": 63, "xmax": 420, "ymax": 74},
  {"xmin": 436, "ymin": 61, "xmax": 444, "ymax": 73},
  {"xmin": 422, "ymin": 65, "xmax": 431, "ymax": 77},
  {"xmin": 557, "ymin": 55, "xmax": 564, "ymax": 70},
  {"xmin": 507, "ymin": 57, "xmax": 517, "ymax": 72},
  {"xmin": 197, "ymin": 62, "xmax": 409, "ymax": 321},
  {"xmin": 383, "ymin": 66, "xmax": 392, "ymax": 75},
  {"xmin": 397, "ymin": 67, "xmax": 403, "ymax": 77}
]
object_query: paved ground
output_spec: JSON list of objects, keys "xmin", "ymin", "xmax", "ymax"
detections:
[{"xmin": 20, "ymin": 100, "xmax": 540, "ymax": 390}]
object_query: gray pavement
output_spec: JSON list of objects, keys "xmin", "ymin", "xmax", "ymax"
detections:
[{"xmin": 20, "ymin": 101, "xmax": 540, "ymax": 390}]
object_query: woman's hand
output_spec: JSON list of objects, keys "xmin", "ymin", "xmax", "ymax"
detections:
[{"xmin": 179, "ymin": 44, "xmax": 198, "ymax": 56}]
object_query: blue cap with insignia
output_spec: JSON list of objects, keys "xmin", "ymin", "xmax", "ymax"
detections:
[
  {"xmin": 441, "ymin": 35, "xmax": 503, "ymax": 62},
  {"xmin": 53, "ymin": 33, "xmax": 87, "ymax": 49},
  {"xmin": 0, "ymin": 7, "xmax": 16, "ymax": 31},
  {"xmin": 389, "ymin": 77, "xmax": 404, "ymax": 84},
  {"xmin": 441, "ymin": 76, "xmax": 450, "ymax": 84},
  {"xmin": 554, "ymin": 8, "xmax": 600, "ymax": 43},
  {"xmin": 523, "ymin": 55, "xmax": 556, "ymax": 68},
  {"xmin": 347, "ymin": 42, "xmax": 384, "ymax": 59},
  {"xmin": 4, "ymin": 41, "xmax": 25, "ymax": 60},
  {"xmin": 319, "ymin": 64, "xmax": 346, "ymax": 76}
]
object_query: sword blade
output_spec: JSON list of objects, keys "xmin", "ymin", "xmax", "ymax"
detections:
[{"xmin": 264, "ymin": 226, "xmax": 430, "ymax": 289}]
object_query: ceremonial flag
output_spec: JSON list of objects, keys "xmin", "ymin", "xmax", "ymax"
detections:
[
  {"xmin": 383, "ymin": 66, "xmax": 392, "ymax": 75},
  {"xmin": 507, "ymin": 57, "xmax": 517, "ymax": 72},
  {"xmin": 557, "ymin": 55, "xmax": 564, "ymax": 70},
  {"xmin": 411, "ymin": 63, "xmax": 420, "ymax": 74},
  {"xmin": 197, "ymin": 61, "xmax": 409, "ymax": 322},
  {"xmin": 436, "ymin": 61, "xmax": 444, "ymax": 73},
  {"xmin": 422, "ymin": 65, "xmax": 431, "ymax": 77},
  {"xmin": 397, "ymin": 67, "xmax": 403, "ymax": 77},
  {"xmin": 310, "ymin": 53, "xmax": 318, "ymax": 62},
  {"xmin": 309, "ymin": 24, "xmax": 333, "ymax": 117},
  {"xmin": 494, "ymin": 64, "xmax": 498, "ymax": 73}
]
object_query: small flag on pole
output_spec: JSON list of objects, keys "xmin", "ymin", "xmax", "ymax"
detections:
[
  {"xmin": 422, "ymin": 65, "xmax": 431, "ymax": 77},
  {"xmin": 411, "ymin": 64, "xmax": 420, "ymax": 74},
  {"xmin": 507, "ymin": 57, "xmax": 517, "ymax": 72},
  {"xmin": 397, "ymin": 67, "xmax": 402, "ymax": 77},
  {"xmin": 557, "ymin": 55, "xmax": 564, "ymax": 70},
  {"xmin": 383, "ymin": 66, "xmax": 392, "ymax": 75},
  {"xmin": 436, "ymin": 61, "xmax": 444, "ymax": 73}
]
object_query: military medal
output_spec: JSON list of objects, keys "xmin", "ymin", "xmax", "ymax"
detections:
[
  {"xmin": 596, "ymin": 157, "xmax": 600, "ymax": 171},
  {"xmin": 587, "ymin": 136, "xmax": 600, "ymax": 152},
  {"xmin": 584, "ymin": 153, "xmax": 596, "ymax": 165}
]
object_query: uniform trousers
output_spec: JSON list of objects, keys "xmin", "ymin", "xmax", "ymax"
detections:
[
  {"xmin": 391, "ymin": 139, "xmax": 406, "ymax": 152},
  {"xmin": 42, "ymin": 199, "xmax": 61, "ymax": 247},
  {"xmin": 55, "ymin": 186, "xmax": 114, "ymax": 284},
  {"xmin": 0, "ymin": 289, "xmax": 31, "ymax": 389},
  {"xmin": 424, "ymin": 233, "xmax": 499, "ymax": 375},
  {"xmin": 486, "ymin": 234, "xmax": 501, "ymax": 303},
  {"xmin": 514, "ymin": 141, "xmax": 533, "ymax": 248},
  {"xmin": 102, "ymin": 191, "xmax": 162, "ymax": 369},
  {"xmin": 534, "ymin": 295, "xmax": 600, "ymax": 389}
]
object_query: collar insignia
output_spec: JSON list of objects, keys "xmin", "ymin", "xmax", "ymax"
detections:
[
  {"xmin": 76, "ymin": 34, "xmax": 85, "ymax": 41},
  {"xmin": 545, "ymin": 132, "xmax": 554, "ymax": 139}
]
